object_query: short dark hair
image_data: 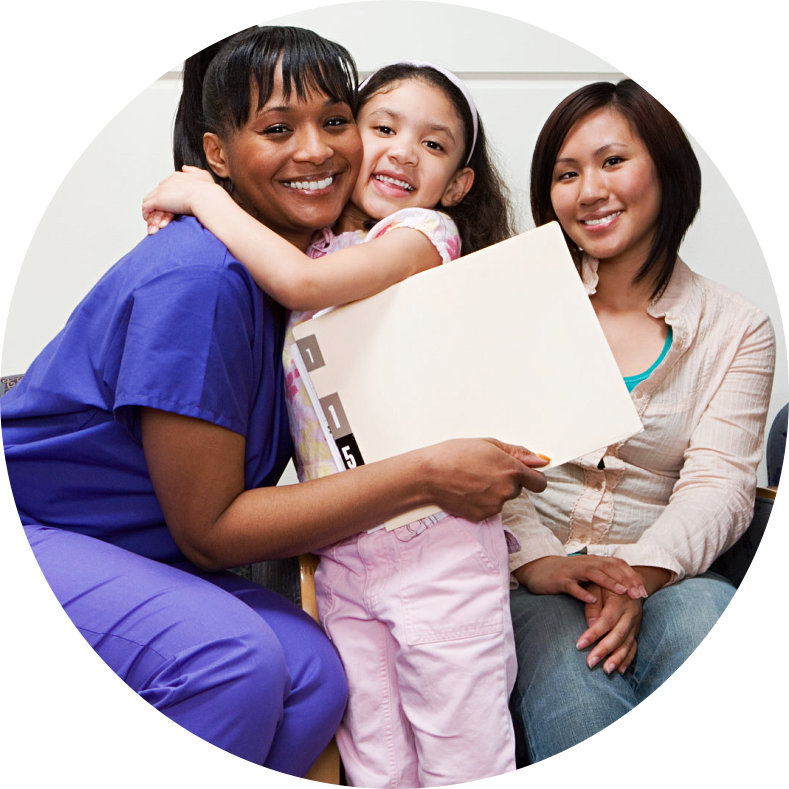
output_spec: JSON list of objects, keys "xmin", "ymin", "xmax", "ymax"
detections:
[
  {"xmin": 360, "ymin": 64, "xmax": 515, "ymax": 254},
  {"xmin": 530, "ymin": 79, "xmax": 701, "ymax": 298},
  {"xmin": 173, "ymin": 26, "xmax": 358, "ymax": 175}
]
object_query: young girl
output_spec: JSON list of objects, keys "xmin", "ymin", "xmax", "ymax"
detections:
[
  {"xmin": 143, "ymin": 63, "xmax": 639, "ymax": 786},
  {"xmin": 147, "ymin": 61, "xmax": 512, "ymax": 488}
]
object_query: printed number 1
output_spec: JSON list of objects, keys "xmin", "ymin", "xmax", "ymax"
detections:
[
  {"xmin": 305, "ymin": 347, "xmax": 314, "ymax": 365},
  {"xmin": 327, "ymin": 404, "xmax": 342, "ymax": 430}
]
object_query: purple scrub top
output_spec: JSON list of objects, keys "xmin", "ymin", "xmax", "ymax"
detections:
[{"xmin": 2, "ymin": 217, "xmax": 293, "ymax": 563}]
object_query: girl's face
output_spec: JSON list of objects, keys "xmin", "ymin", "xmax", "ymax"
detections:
[
  {"xmin": 550, "ymin": 107, "xmax": 662, "ymax": 271},
  {"xmin": 350, "ymin": 79, "xmax": 474, "ymax": 221},
  {"xmin": 204, "ymin": 72, "xmax": 363, "ymax": 251}
]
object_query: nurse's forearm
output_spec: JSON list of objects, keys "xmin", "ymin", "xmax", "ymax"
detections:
[
  {"xmin": 142, "ymin": 408, "xmax": 547, "ymax": 571},
  {"xmin": 206, "ymin": 454, "xmax": 433, "ymax": 566},
  {"xmin": 192, "ymin": 440, "xmax": 547, "ymax": 569}
]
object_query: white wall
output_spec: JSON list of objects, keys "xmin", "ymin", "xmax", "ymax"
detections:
[{"xmin": 3, "ymin": 1, "xmax": 784, "ymax": 482}]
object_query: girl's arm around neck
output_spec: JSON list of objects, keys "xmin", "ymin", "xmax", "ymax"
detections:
[
  {"xmin": 141, "ymin": 408, "xmax": 548, "ymax": 571},
  {"xmin": 143, "ymin": 169, "xmax": 442, "ymax": 311}
]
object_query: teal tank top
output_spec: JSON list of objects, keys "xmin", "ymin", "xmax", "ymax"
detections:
[{"xmin": 623, "ymin": 327, "xmax": 673, "ymax": 392}]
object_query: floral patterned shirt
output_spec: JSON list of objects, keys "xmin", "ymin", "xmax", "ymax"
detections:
[{"xmin": 284, "ymin": 208, "xmax": 461, "ymax": 483}]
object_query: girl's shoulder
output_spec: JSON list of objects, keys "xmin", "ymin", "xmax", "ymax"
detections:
[
  {"xmin": 367, "ymin": 208, "xmax": 462, "ymax": 263},
  {"xmin": 306, "ymin": 226, "xmax": 366, "ymax": 258}
]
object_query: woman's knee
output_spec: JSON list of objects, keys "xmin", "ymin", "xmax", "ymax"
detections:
[
  {"xmin": 289, "ymin": 622, "xmax": 348, "ymax": 724},
  {"xmin": 147, "ymin": 605, "xmax": 291, "ymax": 710},
  {"xmin": 260, "ymin": 622, "xmax": 347, "ymax": 774},
  {"xmin": 511, "ymin": 588, "xmax": 586, "ymax": 659},
  {"xmin": 199, "ymin": 573, "xmax": 348, "ymax": 728},
  {"xmin": 633, "ymin": 574, "xmax": 735, "ymax": 698},
  {"xmin": 644, "ymin": 573, "xmax": 735, "ymax": 649},
  {"xmin": 510, "ymin": 589, "xmax": 592, "ymax": 702}
]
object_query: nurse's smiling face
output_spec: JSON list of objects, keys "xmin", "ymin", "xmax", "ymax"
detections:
[{"xmin": 204, "ymin": 69, "xmax": 363, "ymax": 252}]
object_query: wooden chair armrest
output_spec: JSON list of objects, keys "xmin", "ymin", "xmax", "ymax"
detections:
[
  {"xmin": 305, "ymin": 739, "xmax": 341, "ymax": 784},
  {"xmin": 298, "ymin": 552, "xmax": 342, "ymax": 784},
  {"xmin": 756, "ymin": 485, "xmax": 777, "ymax": 501},
  {"xmin": 299, "ymin": 553, "xmax": 321, "ymax": 622}
]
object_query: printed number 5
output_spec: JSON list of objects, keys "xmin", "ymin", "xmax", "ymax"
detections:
[{"xmin": 342, "ymin": 446, "xmax": 357, "ymax": 468}]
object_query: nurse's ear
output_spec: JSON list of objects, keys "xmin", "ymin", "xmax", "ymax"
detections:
[{"xmin": 203, "ymin": 132, "xmax": 231, "ymax": 180}]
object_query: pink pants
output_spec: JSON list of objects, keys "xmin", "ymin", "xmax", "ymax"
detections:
[{"xmin": 315, "ymin": 514, "xmax": 517, "ymax": 788}]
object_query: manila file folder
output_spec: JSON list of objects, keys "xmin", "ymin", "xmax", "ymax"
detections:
[{"xmin": 292, "ymin": 221, "xmax": 643, "ymax": 529}]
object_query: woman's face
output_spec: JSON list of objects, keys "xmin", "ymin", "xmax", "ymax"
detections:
[
  {"xmin": 550, "ymin": 107, "xmax": 662, "ymax": 271},
  {"xmin": 350, "ymin": 78, "xmax": 473, "ymax": 221},
  {"xmin": 205, "ymin": 73, "xmax": 363, "ymax": 251}
]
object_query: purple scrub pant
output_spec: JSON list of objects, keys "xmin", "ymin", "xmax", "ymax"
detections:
[{"xmin": 25, "ymin": 523, "xmax": 347, "ymax": 775}]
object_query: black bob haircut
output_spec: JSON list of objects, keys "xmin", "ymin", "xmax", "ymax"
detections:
[{"xmin": 530, "ymin": 79, "xmax": 701, "ymax": 299}]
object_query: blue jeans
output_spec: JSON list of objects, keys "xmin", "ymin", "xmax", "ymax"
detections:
[{"xmin": 509, "ymin": 573, "xmax": 735, "ymax": 762}]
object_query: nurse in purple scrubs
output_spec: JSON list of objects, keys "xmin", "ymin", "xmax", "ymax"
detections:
[{"xmin": 1, "ymin": 26, "xmax": 546, "ymax": 774}]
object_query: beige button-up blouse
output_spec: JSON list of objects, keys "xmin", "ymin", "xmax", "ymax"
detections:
[{"xmin": 504, "ymin": 257, "xmax": 776, "ymax": 583}]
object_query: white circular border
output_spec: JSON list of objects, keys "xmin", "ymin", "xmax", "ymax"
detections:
[{"xmin": 2, "ymin": 2, "xmax": 785, "ymax": 786}]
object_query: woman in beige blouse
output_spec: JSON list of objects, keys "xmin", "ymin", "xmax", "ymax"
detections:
[{"xmin": 505, "ymin": 79, "xmax": 776, "ymax": 762}]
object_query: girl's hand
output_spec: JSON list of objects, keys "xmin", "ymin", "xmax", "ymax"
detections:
[
  {"xmin": 142, "ymin": 166, "xmax": 218, "ymax": 235},
  {"xmin": 143, "ymin": 208, "xmax": 175, "ymax": 235},
  {"xmin": 513, "ymin": 554, "xmax": 648, "ymax": 602},
  {"xmin": 576, "ymin": 584, "xmax": 643, "ymax": 674}
]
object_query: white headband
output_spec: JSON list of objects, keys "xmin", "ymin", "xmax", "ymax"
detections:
[{"xmin": 359, "ymin": 61, "xmax": 479, "ymax": 166}]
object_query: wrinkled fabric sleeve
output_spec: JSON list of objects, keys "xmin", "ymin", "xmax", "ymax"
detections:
[
  {"xmin": 503, "ymin": 491, "xmax": 566, "ymax": 575},
  {"xmin": 366, "ymin": 208, "xmax": 462, "ymax": 264},
  {"xmin": 113, "ymin": 264, "xmax": 258, "ymax": 440},
  {"xmin": 611, "ymin": 313, "xmax": 776, "ymax": 581}
]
